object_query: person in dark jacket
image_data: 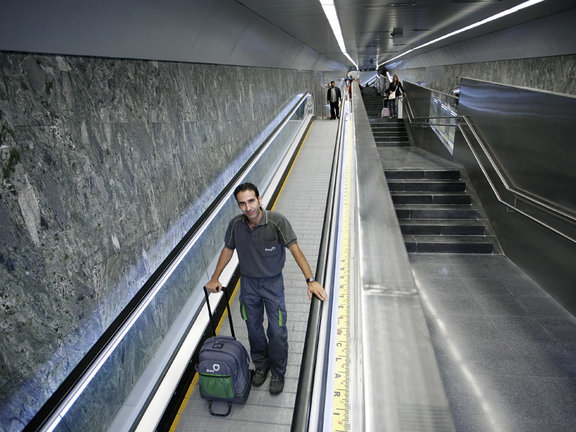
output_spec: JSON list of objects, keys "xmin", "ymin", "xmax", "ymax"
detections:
[
  {"xmin": 327, "ymin": 81, "xmax": 342, "ymax": 120},
  {"xmin": 387, "ymin": 75, "xmax": 406, "ymax": 118},
  {"xmin": 206, "ymin": 183, "xmax": 327, "ymax": 395}
]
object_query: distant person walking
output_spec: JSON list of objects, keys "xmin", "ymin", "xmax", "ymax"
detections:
[
  {"xmin": 387, "ymin": 75, "xmax": 406, "ymax": 118},
  {"xmin": 206, "ymin": 183, "xmax": 327, "ymax": 395},
  {"xmin": 327, "ymin": 81, "xmax": 342, "ymax": 120}
]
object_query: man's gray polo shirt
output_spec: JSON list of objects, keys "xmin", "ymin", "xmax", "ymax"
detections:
[{"xmin": 224, "ymin": 209, "xmax": 297, "ymax": 278}]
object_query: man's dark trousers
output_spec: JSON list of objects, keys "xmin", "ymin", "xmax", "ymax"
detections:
[
  {"xmin": 239, "ymin": 274, "xmax": 288, "ymax": 378},
  {"xmin": 330, "ymin": 101, "xmax": 340, "ymax": 119}
]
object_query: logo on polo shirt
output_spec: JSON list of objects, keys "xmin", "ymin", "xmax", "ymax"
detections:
[{"xmin": 264, "ymin": 246, "xmax": 276, "ymax": 252}]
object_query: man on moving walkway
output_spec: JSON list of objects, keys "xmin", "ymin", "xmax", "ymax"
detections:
[
  {"xmin": 206, "ymin": 183, "xmax": 327, "ymax": 395},
  {"xmin": 327, "ymin": 80, "xmax": 342, "ymax": 120}
]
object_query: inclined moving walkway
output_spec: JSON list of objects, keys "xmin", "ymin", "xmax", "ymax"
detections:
[{"xmin": 24, "ymin": 84, "xmax": 457, "ymax": 432}]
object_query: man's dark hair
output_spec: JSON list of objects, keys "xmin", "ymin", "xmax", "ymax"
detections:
[{"xmin": 234, "ymin": 182, "xmax": 260, "ymax": 201}]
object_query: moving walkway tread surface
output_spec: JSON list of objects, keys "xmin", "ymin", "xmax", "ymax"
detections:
[{"xmin": 174, "ymin": 120, "xmax": 338, "ymax": 432}]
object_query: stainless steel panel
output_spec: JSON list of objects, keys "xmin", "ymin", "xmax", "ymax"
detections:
[
  {"xmin": 457, "ymin": 78, "xmax": 576, "ymax": 214},
  {"xmin": 454, "ymin": 78, "xmax": 576, "ymax": 315},
  {"xmin": 403, "ymin": 82, "xmax": 456, "ymax": 162},
  {"xmin": 353, "ymin": 84, "xmax": 455, "ymax": 431},
  {"xmin": 404, "ymin": 82, "xmax": 433, "ymax": 119}
]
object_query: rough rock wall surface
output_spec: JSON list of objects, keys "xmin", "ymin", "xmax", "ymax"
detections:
[
  {"xmin": 0, "ymin": 52, "xmax": 322, "ymax": 429},
  {"xmin": 393, "ymin": 54, "xmax": 576, "ymax": 95}
]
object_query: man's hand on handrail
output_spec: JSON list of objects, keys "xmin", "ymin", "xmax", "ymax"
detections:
[{"xmin": 205, "ymin": 279, "xmax": 223, "ymax": 293}]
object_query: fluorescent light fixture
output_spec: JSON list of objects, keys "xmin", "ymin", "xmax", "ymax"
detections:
[
  {"xmin": 384, "ymin": 0, "xmax": 544, "ymax": 64},
  {"xmin": 320, "ymin": 0, "xmax": 359, "ymax": 69}
]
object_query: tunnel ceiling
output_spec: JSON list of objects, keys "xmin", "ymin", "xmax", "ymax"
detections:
[
  {"xmin": 238, "ymin": 0, "xmax": 576, "ymax": 70},
  {"xmin": 0, "ymin": 0, "xmax": 575, "ymax": 71}
]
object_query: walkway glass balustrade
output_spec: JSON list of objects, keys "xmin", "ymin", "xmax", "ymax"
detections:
[
  {"xmin": 429, "ymin": 91, "xmax": 459, "ymax": 154},
  {"xmin": 402, "ymin": 82, "xmax": 460, "ymax": 154},
  {"xmin": 41, "ymin": 93, "xmax": 314, "ymax": 432}
]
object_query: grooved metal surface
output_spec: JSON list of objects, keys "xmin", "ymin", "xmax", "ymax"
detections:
[{"xmin": 175, "ymin": 120, "xmax": 337, "ymax": 431}]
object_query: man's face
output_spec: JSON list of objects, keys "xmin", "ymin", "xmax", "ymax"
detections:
[
  {"xmin": 236, "ymin": 190, "xmax": 262, "ymax": 223},
  {"xmin": 330, "ymin": 82, "xmax": 335, "ymax": 87}
]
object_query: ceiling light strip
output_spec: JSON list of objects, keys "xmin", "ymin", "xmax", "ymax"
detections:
[
  {"xmin": 320, "ymin": 0, "xmax": 359, "ymax": 69},
  {"xmin": 384, "ymin": 0, "xmax": 544, "ymax": 64}
]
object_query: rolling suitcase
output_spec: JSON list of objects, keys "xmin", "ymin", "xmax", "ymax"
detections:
[{"xmin": 197, "ymin": 286, "xmax": 252, "ymax": 416}]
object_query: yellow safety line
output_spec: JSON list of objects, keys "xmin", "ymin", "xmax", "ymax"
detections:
[
  {"xmin": 170, "ymin": 120, "xmax": 315, "ymax": 431},
  {"xmin": 331, "ymin": 119, "xmax": 353, "ymax": 432},
  {"xmin": 169, "ymin": 374, "xmax": 199, "ymax": 431}
]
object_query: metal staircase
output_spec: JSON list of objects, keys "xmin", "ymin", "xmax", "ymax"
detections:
[
  {"xmin": 362, "ymin": 84, "xmax": 498, "ymax": 254},
  {"xmin": 361, "ymin": 86, "xmax": 410, "ymax": 146},
  {"xmin": 385, "ymin": 169, "xmax": 499, "ymax": 254},
  {"xmin": 371, "ymin": 120, "xmax": 410, "ymax": 147}
]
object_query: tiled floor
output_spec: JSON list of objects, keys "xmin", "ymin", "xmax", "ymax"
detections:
[
  {"xmin": 411, "ymin": 254, "xmax": 576, "ymax": 432},
  {"xmin": 376, "ymin": 141, "xmax": 576, "ymax": 431},
  {"xmin": 377, "ymin": 144, "xmax": 458, "ymax": 171},
  {"xmin": 377, "ymin": 143, "xmax": 576, "ymax": 431}
]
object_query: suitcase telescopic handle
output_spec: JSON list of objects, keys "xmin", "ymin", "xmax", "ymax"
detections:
[{"xmin": 203, "ymin": 286, "xmax": 236, "ymax": 339}]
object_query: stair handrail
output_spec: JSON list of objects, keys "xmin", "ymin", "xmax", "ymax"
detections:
[{"xmin": 403, "ymin": 96, "xmax": 576, "ymax": 245}]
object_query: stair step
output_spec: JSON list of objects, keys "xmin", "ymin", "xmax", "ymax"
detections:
[
  {"xmin": 371, "ymin": 123, "xmax": 405, "ymax": 127},
  {"xmin": 374, "ymin": 137, "xmax": 409, "ymax": 142},
  {"xmin": 392, "ymin": 193, "xmax": 472, "ymax": 205},
  {"xmin": 376, "ymin": 140, "xmax": 410, "ymax": 145},
  {"xmin": 404, "ymin": 235, "xmax": 495, "ymax": 254},
  {"xmin": 374, "ymin": 134, "xmax": 409, "ymax": 139},
  {"xmin": 371, "ymin": 125, "xmax": 406, "ymax": 129},
  {"xmin": 377, "ymin": 141, "xmax": 411, "ymax": 147},
  {"xmin": 373, "ymin": 130, "xmax": 408, "ymax": 134},
  {"xmin": 400, "ymin": 220, "xmax": 486, "ymax": 236},
  {"xmin": 383, "ymin": 167, "xmax": 497, "ymax": 254},
  {"xmin": 385, "ymin": 170, "xmax": 461, "ymax": 180},
  {"xmin": 370, "ymin": 118, "xmax": 403, "ymax": 123},
  {"xmin": 388, "ymin": 181, "xmax": 466, "ymax": 192},
  {"xmin": 370, "ymin": 115, "xmax": 410, "ymax": 146},
  {"xmin": 396, "ymin": 207, "xmax": 479, "ymax": 220}
]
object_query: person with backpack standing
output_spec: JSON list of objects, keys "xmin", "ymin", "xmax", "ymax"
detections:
[{"xmin": 206, "ymin": 183, "xmax": 327, "ymax": 395}]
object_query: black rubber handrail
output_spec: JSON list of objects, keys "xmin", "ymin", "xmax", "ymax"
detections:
[{"xmin": 25, "ymin": 93, "xmax": 313, "ymax": 432}]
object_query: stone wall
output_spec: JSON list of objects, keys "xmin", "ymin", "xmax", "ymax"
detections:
[
  {"xmin": 0, "ymin": 52, "xmax": 324, "ymax": 429},
  {"xmin": 392, "ymin": 54, "xmax": 576, "ymax": 96}
]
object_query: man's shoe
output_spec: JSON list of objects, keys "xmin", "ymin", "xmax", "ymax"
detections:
[
  {"xmin": 270, "ymin": 375, "xmax": 284, "ymax": 394},
  {"xmin": 252, "ymin": 367, "xmax": 269, "ymax": 386}
]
